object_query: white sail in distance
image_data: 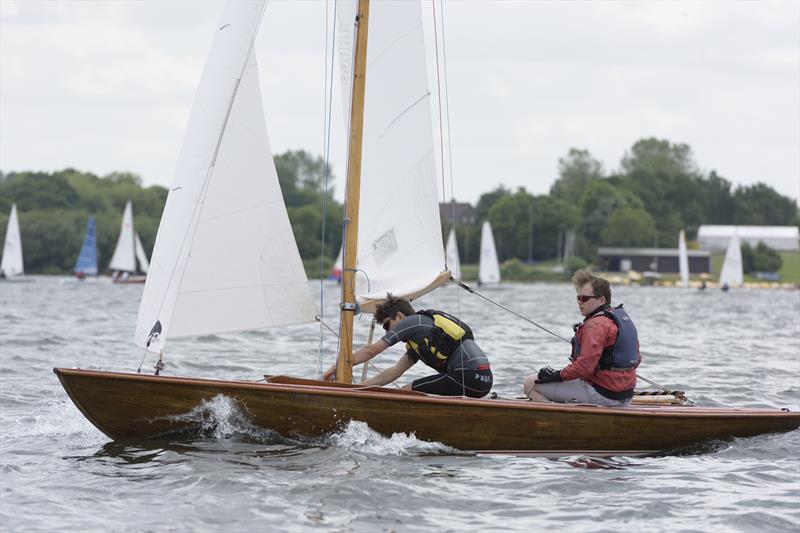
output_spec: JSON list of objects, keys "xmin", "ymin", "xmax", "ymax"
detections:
[
  {"xmin": 479, "ymin": 221, "xmax": 501, "ymax": 285},
  {"xmin": 134, "ymin": 1, "xmax": 316, "ymax": 351},
  {"xmin": 134, "ymin": 233, "xmax": 150, "ymax": 274},
  {"xmin": 337, "ymin": 0, "xmax": 447, "ymax": 307},
  {"xmin": 109, "ymin": 201, "xmax": 136, "ymax": 273},
  {"xmin": 718, "ymin": 232, "xmax": 744, "ymax": 287},
  {"xmin": 678, "ymin": 229, "xmax": 689, "ymax": 288},
  {"xmin": 445, "ymin": 228, "xmax": 461, "ymax": 281},
  {"xmin": 1, "ymin": 204, "xmax": 24, "ymax": 277}
]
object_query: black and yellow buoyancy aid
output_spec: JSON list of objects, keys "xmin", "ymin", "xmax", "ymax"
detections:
[{"xmin": 405, "ymin": 309, "xmax": 474, "ymax": 372}]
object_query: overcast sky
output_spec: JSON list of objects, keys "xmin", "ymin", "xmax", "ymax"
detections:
[{"xmin": 1, "ymin": 0, "xmax": 798, "ymax": 204}]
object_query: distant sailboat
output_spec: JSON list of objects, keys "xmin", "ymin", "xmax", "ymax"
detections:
[
  {"xmin": 1, "ymin": 204, "xmax": 24, "ymax": 279},
  {"xmin": 445, "ymin": 228, "xmax": 461, "ymax": 281},
  {"xmin": 478, "ymin": 221, "xmax": 501, "ymax": 286},
  {"xmin": 329, "ymin": 246, "xmax": 343, "ymax": 282},
  {"xmin": 678, "ymin": 230, "xmax": 689, "ymax": 288},
  {"xmin": 718, "ymin": 232, "xmax": 743, "ymax": 290},
  {"xmin": 74, "ymin": 217, "xmax": 99, "ymax": 279},
  {"xmin": 109, "ymin": 201, "xmax": 148, "ymax": 284}
]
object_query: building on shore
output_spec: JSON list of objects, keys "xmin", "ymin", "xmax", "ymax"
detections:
[
  {"xmin": 597, "ymin": 247, "xmax": 711, "ymax": 274},
  {"xmin": 697, "ymin": 225, "xmax": 799, "ymax": 252}
]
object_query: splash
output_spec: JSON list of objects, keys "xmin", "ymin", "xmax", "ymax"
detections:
[
  {"xmin": 326, "ymin": 420, "xmax": 455, "ymax": 456},
  {"xmin": 165, "ymin": 394, "xmax": 273, "ymax": 440}
]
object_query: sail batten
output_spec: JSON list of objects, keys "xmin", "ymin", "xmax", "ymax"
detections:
[{"xmin": 135, "ymin": 0, "xmax": 315, "ymax": 351}]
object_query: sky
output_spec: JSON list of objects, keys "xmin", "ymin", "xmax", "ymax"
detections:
[{"xmin": 1, "ymin": 0, "xmax": 799, "ymax": 205}]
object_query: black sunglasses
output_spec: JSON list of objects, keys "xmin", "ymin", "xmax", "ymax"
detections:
[{"xmin": 576, "ymin": 295, "xmax": 597, "ymax": 303}]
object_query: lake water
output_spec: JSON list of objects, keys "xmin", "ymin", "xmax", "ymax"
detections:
[{"xmin": 1, "ymin": 277, "xmax": 799, "ymax": 531}]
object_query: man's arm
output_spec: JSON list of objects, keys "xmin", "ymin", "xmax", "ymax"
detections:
[
  {"xmin": 322, "ymin": 338, "xmax": 390, "ymax": 381},
  {"xmin": 359, "ymin": 354, "xmax": 416, "ymax": 387}
]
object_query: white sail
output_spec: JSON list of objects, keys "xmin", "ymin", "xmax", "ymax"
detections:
[
  {"xmin": 678, "ymin": 229, "xmax": 689, "ymax": 288},
  {"xmin": 1, "ymin": 204, "xmax": 24, "ymax": 277},
  {"xmin": 338, "ymin": 0, "xmax": 447, "ymax": 306},
  {"xmin": 718, "ymin": 233, "xmax": 744, "ymax": 287},
  {"xmin": 134, "ymin": 1, "xmax": 316, "ymax": 350},
  {"xmin": 479, "ymin": 221, "xmax": 501, "ymax": 285},
  {"xmin": 445, "ymin": 228, "xmax": 461, "ymax": 281},
  {"xmin": 109, "ymin": 201, "xmax": 136, "ymax": 273},
  {"xmin": 134, "ymin": 233, "xmax": 150, "ymax": 274}
]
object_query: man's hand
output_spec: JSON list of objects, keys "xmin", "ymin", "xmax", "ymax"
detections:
[
  {"xmin": 322, "ymin": 365, "xmax": 336, "ymax": 381},
  {"xmin": 535, "ymin": 366, "xmax": 563, "ymax": 384}
]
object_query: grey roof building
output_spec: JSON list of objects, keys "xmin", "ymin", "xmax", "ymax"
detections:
[{"xmin": 597, "ymin": 247, "xmax": 711, "ymax": 274}]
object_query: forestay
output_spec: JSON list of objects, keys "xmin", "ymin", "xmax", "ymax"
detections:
[
  {"xmin": 109, "ymin": 201, "xmax": 136, "ymax": 273},
  {"xmin": 479, "ymin": 221, "xmax": 501, "ymax": 285},
  {"xmin": 1, "ymin": 204, "xmax": 24, "ymax": 277},
  {"xmin": 135, "ymin": 0, "xmax": 316, "ymax": 351},
  {"xmin": 337, "ymin": 0, "xmax": 447, "ymax": 307}
]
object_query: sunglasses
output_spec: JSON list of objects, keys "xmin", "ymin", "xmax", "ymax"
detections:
[{"xmin": 576, "ymin": 294, "xmax": 597, "ymax": 303}]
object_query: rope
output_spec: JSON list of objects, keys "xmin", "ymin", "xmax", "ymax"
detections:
[{"xmin": 456, "ymin": 279, "xmax": 572, "ymax": 343}]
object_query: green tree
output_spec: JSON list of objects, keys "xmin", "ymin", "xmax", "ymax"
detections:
[
  {"xmin": 601, "ymin": 207, "xmax": 657, "ymax": 247},
  {"xmin": 550, "ymin": 148, "xmax": 604, "ymax": 205}
]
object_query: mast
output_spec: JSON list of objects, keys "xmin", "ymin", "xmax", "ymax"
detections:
[{"xmin": 336, "ymin": 0, "xmax": 370, "ymax": 384}]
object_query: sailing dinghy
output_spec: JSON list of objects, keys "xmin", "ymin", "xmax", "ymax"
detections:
[
  {"xmin": 718, "ymin": 232, "xmax": 744, "ymax": 290},
  {"xmin": 478, "ymin": 221, "xmax": 501, "ymax": 286},
  {"xmin": 109, "ymin": 201, "xmax": 149, "ymax": 284},
  {"xmin": 74, "ymin": 217, "xmax": 99, "ymax": 279},
  {"xmin": 1, "ymin": 204, "xmax": 24, "ymax": 280},
  {"xmin": 55, "ymin": 0, "xmax": 799, "ymax": 456},
  {"xmin": 445, "ymin": 228, "xmax": 462, "ymax": 281},
  {"xmin": 678, "ymin": 229, "xmax": 689, "ymax": 288}
]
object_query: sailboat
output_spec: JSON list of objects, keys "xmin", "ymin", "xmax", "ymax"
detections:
[
  {"xmin": 329, "ymin": 246, "xmax": 343, "ymax": 282},
  {"xmin": 478, "ymin": 221, "xmax": 501, "ymax": 286},
  {"xmin": 1, "ymin": 204, "xmax": 24, "ymax": 279},
  {"xmin": 445, "ymin": 228, "xmax": 461, "ymax": 281},
  {"xmin": 718, "ymin": 232, "xmax": 744, "ymax": 290},
  {"xmin": 54, "ymin": 0, "xmax": 799, "ymax": 456},
  {"xmin": 109, "ymin": 201, "xmax": 149, "ymax": 284},
  {"xmin": 678, "ymin": 229, "xmax": 689, "ymax": 288},
  {"xmin": 74, "ymin": 217, "xmax": 99, "ymax": 279}
]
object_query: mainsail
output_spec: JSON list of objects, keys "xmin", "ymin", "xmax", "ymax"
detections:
[
  {"xmin": 134, "ymin": 0, "xmax": 316, "ymax": 351},
  {"xmin": 74, "ymin": 217, "xmax": 98, "ymax": 276},
  {"xmin": 109, "ymin": 201, "xmax": 136, "ymax": 273},
  {"xmin": 718, "ymin": 232, "xmax": 743, "ymax": 287},
  {"xmin": 479, "ymin": 221, "xmax": 501, "ymax": 285},
  {"xmin": 337, "ymin": 0, "xmax": 447, "ymax": 307},
  {"xmin": 1, "ymin": 204, "xmax": 24, "ymax": 277}
]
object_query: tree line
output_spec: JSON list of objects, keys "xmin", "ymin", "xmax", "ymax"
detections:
[{"xmin": 1, "ymin": 139, "xmax": 797, "ymax": 275}]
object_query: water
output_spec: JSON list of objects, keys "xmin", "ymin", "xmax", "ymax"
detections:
[{"xmin": 1, "ymin": 278, "xmax": 799, "ymax": 531}]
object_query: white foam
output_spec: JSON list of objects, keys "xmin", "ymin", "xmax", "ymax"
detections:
[{"xmin": 327, "ymin": 420, "xmax": 454, "ymax": 456}]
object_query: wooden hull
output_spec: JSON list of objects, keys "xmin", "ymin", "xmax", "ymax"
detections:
[
  {"xmin": 54, "ymin": 368, "xmax": 800, "ymax": 456},
  {"xmin": 111, "ymin": 276, "xmax": 146, "ymax": 285}
]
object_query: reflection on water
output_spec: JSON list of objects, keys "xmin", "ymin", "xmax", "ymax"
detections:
[{"xmin": 1, "ymin": 278, "xmax": 799, "ymax": 531}]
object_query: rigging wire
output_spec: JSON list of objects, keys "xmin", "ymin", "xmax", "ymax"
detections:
[
  {"xmin": 432, "ymin": 0, "xmax": 467, "ymax": 398},
  {"xmin": 317, "ymin": 0, "xmax": 339, "ymax": 379}
]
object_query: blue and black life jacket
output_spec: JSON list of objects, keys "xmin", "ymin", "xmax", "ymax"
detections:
[
  {"xmin": 571, "ymin": 304, "xmax": 639, "ymax": 371},
  {"xmin": 405, "ymin": 309, "xmax": 474, "ymax": 372}
]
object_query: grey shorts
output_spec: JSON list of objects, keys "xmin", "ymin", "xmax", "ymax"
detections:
[{"xmin": 534, "ymin": 379, "xmax": 631, "ymax": 407}]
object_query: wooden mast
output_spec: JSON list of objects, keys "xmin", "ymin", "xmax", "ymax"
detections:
[{"xmin": 336, "ymin": 0, "xmax": 370, "ymax": 384}]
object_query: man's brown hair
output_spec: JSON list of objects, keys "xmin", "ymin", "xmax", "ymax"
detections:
[
  {"xmin": 571, "ymin": 269, "xmax": 611, "ymax": 304},
  {"xmin": 374, "ymin": 293, "xmax": 415, "ymax": 323}
]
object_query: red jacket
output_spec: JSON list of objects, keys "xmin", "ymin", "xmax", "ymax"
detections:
[{"xmin": 560, "ymin": 314, "xmax": 638, "ymax": 393}]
